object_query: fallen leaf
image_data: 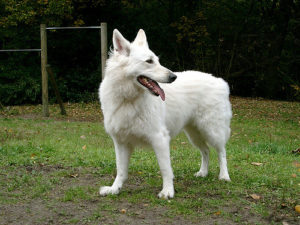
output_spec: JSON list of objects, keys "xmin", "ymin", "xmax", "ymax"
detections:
[
  {"xmin": 251, "ymin": 162, "xmax": 263, "ymax": 166},
  {"xmin": 120, "ymin": 209, "xmax": 126, "ymax": 214},
  {"xmin": 250, "ymin": 194, "xmax": 261, "ymax": 200},
  {"xmin": 281, "ymin": 203, "xmax": 287, "ymax": 208},
  {"xmin": 181, "ymin": 142, "xmax": 187, "ymax": 145},
  {"xmin": 291, "ymin": 174, "xmax": 297, "ymax": 178},
  {"xmin": 80, "ymin": 135, "xmax": 86, "ymax": 139},
  {"xmin": 282, "ymin": 221, "xmax": 289, "ymax": 225},
  {"xmin": 214, "ymin": 211, "xmax": 221, "ymax": 215},
  {"xmin": 295, "ymin": 205, "xmax": 300, "ymax": 214},
  {"xmin": 293, "ymin": 161, "xmax": 300, "ymax": 168},
  {"xmin": 82, "ymin": 145, "xmax": 87, "ymax": 150},
  {"xmin": 70, "ymin": 174, "xmax": 78, "ymax": 178},
  {"xmin": 30, "ymin": 153, "xmax": 36, "ymax": 159}
]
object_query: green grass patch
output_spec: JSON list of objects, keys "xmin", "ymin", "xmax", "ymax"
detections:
[{"xmin": 0, "ymin": 98, "xmax": 299, "ymax": 224}]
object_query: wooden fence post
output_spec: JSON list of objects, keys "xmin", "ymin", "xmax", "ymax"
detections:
[
  {"xmin": 46, "ymin": 65, "xmax": 67, "ymax": 115},
  {"xmin": 40, "ymin": 24, "xmax": 49, "ymax": 117},
  {"xmin": 100, "ymin": 22, "xmax": 107, "ymax": 80}
]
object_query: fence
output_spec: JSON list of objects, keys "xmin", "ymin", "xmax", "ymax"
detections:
[{"xmin": 0, "ymin": 23, "xmax": 108, "ymax": 117}]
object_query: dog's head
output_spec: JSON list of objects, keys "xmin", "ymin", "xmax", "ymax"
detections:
[{"xmin": 111, "ymin": 29, "xmax": 177, "ymax": 101}]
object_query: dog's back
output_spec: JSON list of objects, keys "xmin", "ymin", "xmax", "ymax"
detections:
[{"xmin": 162, "ymin": 71, "xmax": 231, "ymax": 140}]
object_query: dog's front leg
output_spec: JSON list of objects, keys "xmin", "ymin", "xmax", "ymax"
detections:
[
  {"xmin": 151, "ymin": 133, "xmax": 174, "ymax": 199},
  {"xmin": 99, "ymin": 139, "xmax": 132, "ymax": 196}
]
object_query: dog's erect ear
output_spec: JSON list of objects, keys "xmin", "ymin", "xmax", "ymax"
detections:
[
  {"xmin": 113, "ymin": 29, "xmax": 130, "ymax": 56},
  {"xmin": 133, "ymin": 29, "xmax": 148, "ymax": 47}
]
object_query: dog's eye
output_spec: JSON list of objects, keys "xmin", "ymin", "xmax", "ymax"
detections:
[{"xmin": 145, "ymin": 59, "xmax": 153, "ymax": 64}]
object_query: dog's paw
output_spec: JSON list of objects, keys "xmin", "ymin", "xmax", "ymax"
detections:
[
  {"xmin": 194, "ymin": 170, "xmax": 208, "ymax": 178},
  {"xmin": 158, "ymin": 187, "xmax": 174, "ymax": 199},
  {"xmin": 218, "ymin": 174, "xmax": 231, "ymax": 182},
  {"xmin": 99, "ymin": 186, "xmax": 120, "ymax": 196}
]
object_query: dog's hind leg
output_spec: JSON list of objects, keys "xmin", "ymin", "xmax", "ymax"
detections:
[
  {"xmin": 99, "ymin": 139, "xmax": 132, "ymax": 196},
  {"xmin": 216, "ymin": 145, "xmax": 230, "ymax": 181},
  {"xmin": 151, "ymin": 131, "xmax": 174, "ymax": 199},
  {"xmin": 184, "ymin": 126, "xmax": 210, "ymax": 178}
]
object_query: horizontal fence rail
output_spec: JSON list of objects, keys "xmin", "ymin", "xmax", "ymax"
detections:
[
  {"xmin": 46, "ymin": 26, "xmax": 101, "ymax": 30},
  {"xmin": 1, "ymin": 23, "xmax": 107, "ymax": 117},
  {"xmin": 0, "ymin": 49, "xmax": 41, "ymax": 52}
]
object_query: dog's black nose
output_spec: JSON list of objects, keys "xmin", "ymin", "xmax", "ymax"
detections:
[{"xmin": 168, "ymin": 72, "xmax": 177, "ymax": 83}]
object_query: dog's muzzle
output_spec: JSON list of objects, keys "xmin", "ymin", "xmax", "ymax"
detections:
[{"xmin": 168, "ymin": 72, "xmax": 177, "ymax": 83}]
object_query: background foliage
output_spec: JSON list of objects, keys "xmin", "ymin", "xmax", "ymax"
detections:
[{"xmin": 0, "ymin": 0, "xmax": 299, "ymax": 105}]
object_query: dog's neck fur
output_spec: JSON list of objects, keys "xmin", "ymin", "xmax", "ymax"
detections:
[{"xmin": 103, "ymin": 54, "xmax": 144, "ymax": 102}]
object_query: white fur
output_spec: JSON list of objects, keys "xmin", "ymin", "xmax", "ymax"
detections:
[{"xmin": 99, "ymin": 29, "xmax": 232, "ymax": 199}]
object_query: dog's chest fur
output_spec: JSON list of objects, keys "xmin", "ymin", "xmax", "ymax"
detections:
[{"xmin": 100, "ymin": 82, "xmax": 167, "ymax": 144}]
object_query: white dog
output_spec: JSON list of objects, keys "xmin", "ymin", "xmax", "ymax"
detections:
[{"xmin": 99, "ymin": 29, "xmax": 232, "ymax": 199}]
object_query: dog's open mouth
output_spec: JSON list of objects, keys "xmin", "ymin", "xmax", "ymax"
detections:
[{"xmin": 137, "ymin": 75, "xmax": 165, "ymax": 101}]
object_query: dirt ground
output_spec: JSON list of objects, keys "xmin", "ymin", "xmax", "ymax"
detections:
[{"xmin": 1, "ymin": 165, "xmax": 298, "ymax": 225}]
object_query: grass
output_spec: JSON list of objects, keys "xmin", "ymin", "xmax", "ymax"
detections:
[{"xmin": 0, "ymin": 97, "xmax": 299, "ymax": 224}]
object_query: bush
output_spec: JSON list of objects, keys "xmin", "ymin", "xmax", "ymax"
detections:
[{"xmin": 0, "ymin": 54, "xmax": 41, "ymax": 105}]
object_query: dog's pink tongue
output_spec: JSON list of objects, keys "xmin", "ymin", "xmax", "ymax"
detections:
[
  {"xmin": 148, "ymin": 79, "xmax": 165, "ymax": 101},
  {"xmin": 157, "ymin": 87, "xmax": 165, "ymax": 101}
]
